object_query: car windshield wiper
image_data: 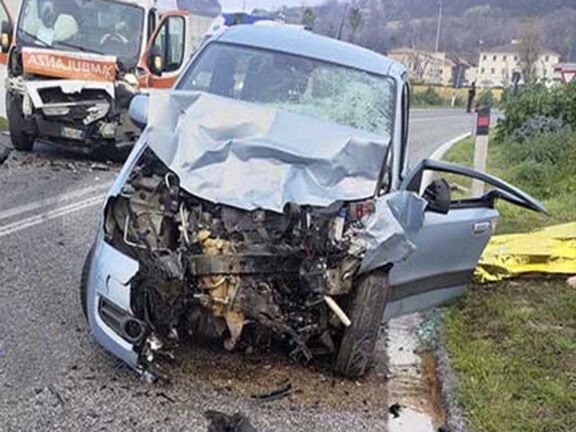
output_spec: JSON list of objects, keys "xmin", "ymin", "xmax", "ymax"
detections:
[
  {"xmin": 17, "ymin": 28, "xmax": 51, "ymax": 48},
  {"xmin": 54, "ymin": 40, "xmax": 106, "ymax": 57}
]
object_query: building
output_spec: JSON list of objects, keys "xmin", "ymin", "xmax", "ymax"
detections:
[
  {"xmin": 388, "ymin": 48, "xmax": 455, "ymax": 86},
  {"xmin": 476, "ymin": 41, "xmax": 561, "ymax": 88}
]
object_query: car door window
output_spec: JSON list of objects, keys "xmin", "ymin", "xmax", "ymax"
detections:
[{"xmin": 152, "ymin": 15, "xmax": 185, "ymax": 73}]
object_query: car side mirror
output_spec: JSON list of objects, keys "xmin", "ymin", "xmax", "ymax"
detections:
[
  {"xmin": 422, "ymin": 179, "xmax": 451, "ymax": 214},
  {"xmin": 147, "ymin": 46, "xmax": 163, "ymax": 77},
  {"xmin": 129, "ymin": 94, "xmax": 149, "ymax": 130},
  {"xmin": 1, "ymin": 21, "xmax": 13, "ymax": 54}
]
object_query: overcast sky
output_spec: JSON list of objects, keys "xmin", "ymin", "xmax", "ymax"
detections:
[{"xmin": 219, "ymin": 0, "xmax": 328, "ymax": 12}]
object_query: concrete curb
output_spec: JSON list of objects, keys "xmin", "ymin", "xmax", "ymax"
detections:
[
  {"xmin": 386, "ymin": 132, "xmax": 473, "ymax": 432},
  {"xmin": 434, "ymin": 332, "xmax": 471, "ymax": 432}
]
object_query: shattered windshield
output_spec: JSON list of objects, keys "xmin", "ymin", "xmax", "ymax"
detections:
[
  {"xmin": 17, "ymin": 0, "xmax": 144, "ymax": 67},
  {"xmin": 179, "ymin": 43, "xmax": 395, "ymax": 136}
]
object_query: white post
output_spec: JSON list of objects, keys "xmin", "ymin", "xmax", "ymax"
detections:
[{"xmin": 471, "ymin": 107, "xmax": 491, "ymax": 196}]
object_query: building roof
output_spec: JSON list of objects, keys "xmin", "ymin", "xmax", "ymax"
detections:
[
  {"xmin": 481, "ymin": 43, "xmax": 561, "ymax": 57},
  {"xmin": 388, "ymin": 47, "xmax": 455, "ymax": 67},
  {"xmin": 215, "ymin": 25, "xmax": 406, "ymax": 78}
]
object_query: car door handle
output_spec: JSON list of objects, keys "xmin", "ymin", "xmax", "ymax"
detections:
[{"xmin": 473, "ymin": 222, "xmax": 491, "ymax": 235}]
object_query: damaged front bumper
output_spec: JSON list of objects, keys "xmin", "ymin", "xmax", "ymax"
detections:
[{"xmin": 86, "ymin": 233, "xmax": 143, "ymax": 370}]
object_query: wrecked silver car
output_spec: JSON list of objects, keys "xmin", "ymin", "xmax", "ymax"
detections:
[{"xmin": 81, "ymin": 26, "xmax": 545, "ymax": 379}]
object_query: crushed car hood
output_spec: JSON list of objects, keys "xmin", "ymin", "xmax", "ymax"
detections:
[{"xmin": 147, "ymin": 91, "xmax": 391, "ymax": 213}]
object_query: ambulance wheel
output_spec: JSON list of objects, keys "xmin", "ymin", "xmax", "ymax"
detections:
[{"xmin": 7, "ymin": 93, "xmax": 34, "ymax": 152}]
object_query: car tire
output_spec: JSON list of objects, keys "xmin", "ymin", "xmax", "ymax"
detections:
[
  {"xmin": 6, "ymin": 93, "xmax": 34, "ymax": 152},
  {"xmin": 80, "ymin": 245, "xmax": 95, "ymax": 322},
  {"xmin": 334, "ymin": 269, "xmax": 390, "ymax": 378}
]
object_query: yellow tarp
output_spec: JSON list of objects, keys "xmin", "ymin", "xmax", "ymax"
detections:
[{"xmin": 475, "ymin": 223, "xmax": 576, "ymax": 283}]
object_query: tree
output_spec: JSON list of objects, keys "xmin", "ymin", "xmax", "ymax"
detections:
[
  {"xmin": 519, "ymin": 27, "xmax": 543, "ymax": 86},
  {"xmin": 302, "ymin": 7, "xmax": 316, "ymax": 29},
  {"xmin": 349, "ymin": 7, "xmax": 362, "ymax": 43}
]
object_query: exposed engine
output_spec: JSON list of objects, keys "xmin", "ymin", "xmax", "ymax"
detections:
[{"xmin": 104, "ymin": 150, "xmax": 377, "ymax": 371}]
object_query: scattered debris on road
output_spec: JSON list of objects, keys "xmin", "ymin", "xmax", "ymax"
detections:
[
  {"xmin": 0, "ymin": 144, "xmax": 12, "ymax": 165},
  {"xmin": 47, "ymin": 384, "xmax": 65, "ymax": 406},
  {"xmin": 389, "ymin": 403, "xmax": 403, "ymax": 418},
  {"xmin": 205, "ymin": 410, "xmax": 258, "ymax": 432},
  {"xmin": 0, "ymin": 149, "xmax": 119, "ymax": 173},
  {"xmin": 251, "ymin": 380, "xmax": 293, "ymax": 402}
]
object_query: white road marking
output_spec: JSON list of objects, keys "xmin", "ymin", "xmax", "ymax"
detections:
[
  {"xmin": 0, "ymin": 183, "xmax": 110, "ymax": 223},
  {"xmin": 410, "ymin": 116, "xmax": 470, "ymax": 124},
  {"xmin": 429, "ymin": 132, "xmax": 472, "ymax": 161},
  {"xmin": 0, "ymin": 194, "xmax": 105, "ymax": 238},
  {"xmin": 420, "ymin": 132, "xmax": 473, "ymax": 194}
]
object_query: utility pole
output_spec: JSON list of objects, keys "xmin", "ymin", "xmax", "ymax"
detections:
[
  {"xmin": 435, "ymin": 0, "xmax": 443, "ymax": 53},
  {"xmin": 243, "ymin": 0, "xmax": 247, "ymax": 13}
]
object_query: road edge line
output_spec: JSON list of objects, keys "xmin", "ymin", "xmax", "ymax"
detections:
[
  {"xmin": 0, "ymin": 195, "xmax": 105, "ymax": 238},
  {"xmin": 429, "ymin": 132, "xmax": 472, "ymax": 161},
  {"xmin": 0, "ymin": 183, "xmax": 110, "ymax": 223}
]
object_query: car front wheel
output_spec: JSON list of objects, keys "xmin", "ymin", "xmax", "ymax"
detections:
[{"xmin": 334, "ymin": 269, "xmax": 390, "ymax": 378}]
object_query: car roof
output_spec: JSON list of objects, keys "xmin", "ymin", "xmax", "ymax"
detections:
[{"xmin": 213, "ymin": 25, "xmax": 406, "ymax": 79}]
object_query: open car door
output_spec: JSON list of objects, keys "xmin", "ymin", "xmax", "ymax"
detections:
[
  {"xmin": 385, "ymin": 159, "xmax": 546, "ymax": 320},
  {"xmin": 142, "ymin": 11, "xmax": 193, "ymax": 89},
  {"xmin": 0, "ymin": 0, "xmax": 13, "ymax": 117}
]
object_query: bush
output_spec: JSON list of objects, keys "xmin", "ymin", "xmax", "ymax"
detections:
[
  {"xmin": 495, "ymin": 127, "xmax": 576, "ymax": 199},
  {"xmin": 514, "ymin": 116, "xmax": 565, "ymax": 142},
  {"xmin": 497, "ymin": 82, "xmax": 576, "ymax": 138},
  {"xmin": 477, "ymin": 89, "xmax": 495, "ymax": 108},
  {"xmin": 412, "ymin": 87, "xmax": 444, "ymax": 106},
  {"xmin": 453, "ymin": 95, "xmax": 465, "ymax": 107}
]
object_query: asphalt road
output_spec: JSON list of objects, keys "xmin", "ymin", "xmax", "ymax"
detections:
[{"xmin": 0, "ymin": 108, "xmax": 475, "ymax": 432}]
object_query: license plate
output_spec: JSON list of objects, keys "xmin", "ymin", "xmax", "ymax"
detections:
[{"xmin": 61, "ymin": 127, "xmax": 84, "ymax": 140}]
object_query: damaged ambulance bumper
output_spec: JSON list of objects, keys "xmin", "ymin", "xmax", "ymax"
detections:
[{"xmin": 6, "ymin": 77, "xmax": 139, "ymax": 151}]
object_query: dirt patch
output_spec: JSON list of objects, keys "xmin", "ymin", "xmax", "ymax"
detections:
[
  {"xmin": 421, "ymin": 351, "xmax": 446, "ymax": 427},
  {"xmin": 159, "ymin": 338, "xmax": 390, "ymax": 417}
]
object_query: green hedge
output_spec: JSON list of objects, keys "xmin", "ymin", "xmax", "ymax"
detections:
[{"xmin": 497, "ymin": 82, "xmax": 576, "ymax": 138}]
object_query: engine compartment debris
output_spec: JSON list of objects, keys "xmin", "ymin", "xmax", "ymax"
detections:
[{"xmin": 102, "ymin": 147, "xmax": 420, "ymax": 377}]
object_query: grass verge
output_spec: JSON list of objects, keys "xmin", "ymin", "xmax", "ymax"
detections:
[
  {"xmin": 444, "ymin": 279, "xmax": 576, "ymax": 432},
  {"xmin": 0, "ymin": 117, "xmax": 7, "ymax": 131},
  {"xmin": 440, "ymin": 132, "xmax": 576, "ymax": 432}
]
